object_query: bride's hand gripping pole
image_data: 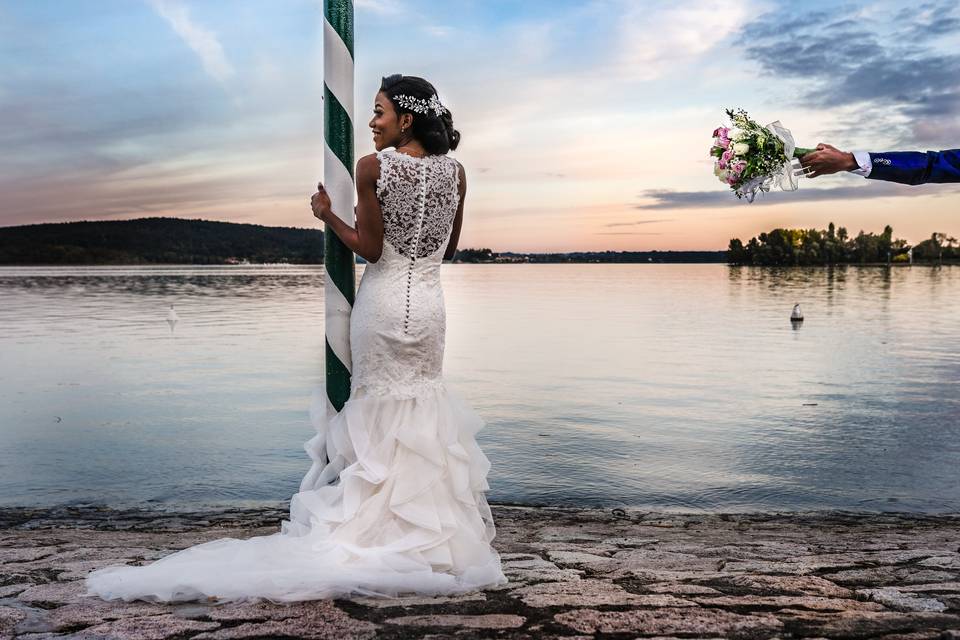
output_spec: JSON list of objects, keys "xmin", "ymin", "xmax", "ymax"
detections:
[{"xmin": 323, "ymin": 0, "xmax": 355, "ymax": 419}]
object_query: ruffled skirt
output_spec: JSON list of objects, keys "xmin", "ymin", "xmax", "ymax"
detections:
[{"xmin": 83, "ymin": 383, "xmax": 507, "ymax": 604}]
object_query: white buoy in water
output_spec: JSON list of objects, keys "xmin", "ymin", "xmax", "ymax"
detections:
[
  {"xmin": 166, "ymin": 304, "xmax": 179, "ymax": 331},
  {"xmin": 791, "ymin": 303, "xmax": 803, "ymax": 322}
]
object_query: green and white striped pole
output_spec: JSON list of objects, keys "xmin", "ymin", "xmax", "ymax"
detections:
[{"xmin": 323, "ymin": 0, "xmax": 355, "ymax": 422}]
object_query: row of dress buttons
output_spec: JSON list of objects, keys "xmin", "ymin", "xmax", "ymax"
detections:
[
  {"xmin": 404, "ymin": 261, "xmax": 414, "ymax": 332},
  {"xmin": 404, "ymin": 164, "xmax": 428, "ymax": 335}
]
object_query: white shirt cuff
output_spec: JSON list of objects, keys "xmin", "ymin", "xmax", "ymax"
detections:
[{"xmin": 849, "ymin": 150, "xmax": 872, "ymax": 177}]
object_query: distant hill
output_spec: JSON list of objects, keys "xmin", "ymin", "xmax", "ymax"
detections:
[
  {"xmin": 0, "ymin": 217, "xmax": 324, "ymax": 265},
  {"xmin": 0, "ymin": 217, "xmax": 728, "ymax": 265}
]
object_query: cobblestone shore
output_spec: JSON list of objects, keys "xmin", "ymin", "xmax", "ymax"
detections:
[{"xmin": 2, "ymin": 505, "xmax": 959, "ymax": 639}]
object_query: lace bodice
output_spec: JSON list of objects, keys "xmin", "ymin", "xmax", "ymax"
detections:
[
  {"xmin": 375, "ymin": 149, "xmax": 461, "ymax": 259},
  {"xmin": 347, "ymin": 148, "xmax": 462, "ymax": 399}
]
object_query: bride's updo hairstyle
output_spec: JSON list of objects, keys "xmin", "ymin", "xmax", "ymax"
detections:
[{"xmin": 380, "ymin": 74, "xmax": 460, "ymax": 154}]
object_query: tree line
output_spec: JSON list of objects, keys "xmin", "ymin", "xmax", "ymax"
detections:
[
  {"xmin": 0, "ymin": 218, "xmax": 324, "ymax": 265},
  {"xmin": 727, "ymin": 223, "xmax": 959, "ymax": 266}
]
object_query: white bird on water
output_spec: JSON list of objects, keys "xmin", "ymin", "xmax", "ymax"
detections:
[
  {"xmin": 791, "ymin": 303, "xmax": 803, "ymax": 322},
  {"xmin": 166, "ymin": 304, "xmax": 179, "ymax": 331}
]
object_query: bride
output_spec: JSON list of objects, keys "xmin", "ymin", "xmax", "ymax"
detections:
[{"xmin": 83, "ymin": 74, "xmax": 508, "ymax": 604}]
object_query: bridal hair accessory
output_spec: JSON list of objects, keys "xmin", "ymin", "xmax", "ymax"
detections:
[{"xmin": 394, "ymin": 93, "xmax": 448, "ymax": 117}]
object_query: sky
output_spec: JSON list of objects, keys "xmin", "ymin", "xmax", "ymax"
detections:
[{"xmin": 1, "ymin": 0, "xmax": 959, "ymax": 252}]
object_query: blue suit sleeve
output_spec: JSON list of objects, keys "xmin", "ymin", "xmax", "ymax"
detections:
[{"xmin": 867, "ymin": 149, "xmax": 960, "ymax": 185}]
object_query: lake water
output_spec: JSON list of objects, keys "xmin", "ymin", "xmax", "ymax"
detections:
[{"xmin": 1, "ymin": 264, "xmax": 958, "ymax": 513}]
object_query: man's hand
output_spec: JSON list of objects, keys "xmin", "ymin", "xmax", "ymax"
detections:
[{"xmin": 799, "ymin": 143, "xmax": 858, "ymax": 178}]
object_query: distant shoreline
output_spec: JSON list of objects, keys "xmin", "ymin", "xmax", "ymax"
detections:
[
  {"xmin": 3, "ymin": 217, "xmax": 956, "ymax": 266},
  {"xmin": 1, "ymin": 217, "xmax": 732, "ymax": 265}
]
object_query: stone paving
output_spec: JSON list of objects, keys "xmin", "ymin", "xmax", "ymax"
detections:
[{"xmin": 1, "ymin": 505, "xmax": 959, "ymax": 639}]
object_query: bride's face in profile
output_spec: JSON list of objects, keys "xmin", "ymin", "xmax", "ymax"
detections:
[{"xmin": 369, "ymin": 91, "xmax": 411, "ymax": 151}]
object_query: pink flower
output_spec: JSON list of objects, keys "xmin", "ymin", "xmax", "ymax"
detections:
[
  {"xmin": 727, "ymin": 173, "xmax": 739, "ymax": 186},
  {"xmin": 733, "ymin": 160, "xmax": 747, "ymax": 174},
  {"xmin": 713, "ymin": 127, "xmax": 730, "ymax": 150},
  {"xmin": 721, "ymin": 148, "xmax": 734, "ymax": 166}
]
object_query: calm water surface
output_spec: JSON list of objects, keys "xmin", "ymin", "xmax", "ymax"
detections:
[{"xmin": 1, "ymin": 264, "xmax": 958, "ymax": 513}]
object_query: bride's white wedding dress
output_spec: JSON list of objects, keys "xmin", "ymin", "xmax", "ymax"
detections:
[{"xmin": 84, "ymin": 148, "xmax": 507, "ymax": 604}]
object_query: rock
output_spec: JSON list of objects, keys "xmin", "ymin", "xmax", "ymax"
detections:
[
  {"xmin": 17, "ymin": 581, "xmax": 87, "ymax": 606},
  {"xmin": 605, "ymin": 536, "xmax": 660, "ymax": 547},
  {"xmin": 554, "ymin": 607, "xmax": 784, "ymax": 636},
  {"xmin": 702, "ymin": 574, "xmax": 854, "ymax": 598},
  {"xmin": 70, "ymin": 614, "xmax": 220, "ymax": 639},
  {"xmin": 510, "ymin": 579, "xmax": 696, "ymax": 608},
  {"xmin": 0, "ymin": 547, "xmax": 60, "ymax": 564},
  {"xmin": 502, "ymin": 566, "xmax": 584, "ymax": 584},
  {"xmin": 858, "ymin": 587, "xmax": 948, "ymax": 612},
  {"xmin": 4, "ymin": 505, "xmax": 960, "ymax": 639},
  {"xmin": 825, "ymin": 567, "xmax": 957, "ymax": 587},
  {"xmin": 46, "ymin": 599, "xmax": 170, "ymax": 630},
  {"xmin": 344, "ymin": 591, "xmax": 486, "ymax": 608},
  {"xmin": 692, "ymin": 594, "xmax": 885, "ymax": 612},
  {"xmin": 501, "ymin": 557, "xmax": 559, "ymax": 570},
  {"xmin": 613, "ymin": 548, "xmax": 723, "ymax": 572},
  {"xmin": 0, "ymin": 583, "xmax": 32, "ymax": 597},
  {"xmin": 544, "ymin": 550, "xmax": 613, "ymax": 566},
  {"xmin": 900, "ymin": 582, "xmax": 960, "ymax": 594},
  {"xmin": 919, "ymin": 555, "xmax": 960, "ymax": 569},
  {"xmin": 537, "ymin": 527, "xmax": 608, "ymax": 543},
  {"xmin": 0, "ymin": 607, "xmax": 27, "ymax": 634},
  {"xmin": 194, "ymin": 600, "xmax": 377, "ymax": 639},
  {"xmin": 384, "ymin": 613, "xmax": 525, "ymax": 629},
  {"xmin": 777, "ymin": 609, "xmax": 960, "ymax": 638},
  {"xmin": 644, "ymin": 582, "xmax": 723, "ymax": 595}
]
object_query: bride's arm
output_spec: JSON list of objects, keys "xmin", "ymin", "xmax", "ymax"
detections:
[
  {"xmin": 443, "ymin": 162, "xmax": 466, "ymax": 261},
  {"xmin": 315, "ymin": 154, "xmax": 385, "ymax": 263}
]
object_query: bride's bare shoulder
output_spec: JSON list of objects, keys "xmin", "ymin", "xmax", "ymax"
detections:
[
  {"xmin": 355, "ymin": 153, "xmax": 382, "ymax": 188},
  {"xmin": 358, "ymin": 152, "xmax": 380, "ymax": 167}
]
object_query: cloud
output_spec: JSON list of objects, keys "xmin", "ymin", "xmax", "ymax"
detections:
[
  {"xmin": 422, "ymin": 24, "xmax": 454, "ymax": 38},
  {"xmin": 634, "ymin": 182, "xmax": 953, "ymax": 209},
  {"xmin": 605, "ymin": 218, "xmax": 675, "ymax": 227},
  {"xmin": 594, "ymin": 231, "xmax": 663, "ymax": 235},
  {"xmin": 613, "ymin": 0, "xmax": 750, "ymax": 82},
  {"xmin": 147, "ymin": 0, "xmax": 235, "ymax": 84},
  {"xmin": 738, "ymin": 2, "xmax": 960, "ymax": 147}
]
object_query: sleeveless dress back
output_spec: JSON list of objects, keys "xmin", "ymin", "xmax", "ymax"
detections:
[{"xmin": 83, "ymin": 149, "xmax": 507, "ymax": 604}]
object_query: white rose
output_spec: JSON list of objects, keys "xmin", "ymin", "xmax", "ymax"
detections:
[
  {"xmin": 729, "ymin": 127, "xmax": 746, "ymax": 141},
  {"xmin": 733, "ymin": 142, "xmax": 750, "ymax": 155},
  {"xmin": 717, "ymin": 169, "xmax": 730, "ymax": 183}
]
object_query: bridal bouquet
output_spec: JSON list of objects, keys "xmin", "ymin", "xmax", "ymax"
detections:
[{"xmin": 711, "ymin": 108, "xmax": 814, "ymax": 202}]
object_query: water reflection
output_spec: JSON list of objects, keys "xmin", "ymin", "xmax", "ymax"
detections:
[{"xmin": 0, "ymin": 264, "xmax": 958, "ymax": 513}]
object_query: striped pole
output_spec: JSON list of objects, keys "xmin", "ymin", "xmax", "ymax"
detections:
[{"xmin": 323, "ymin": 0, "xmax": 355, "ymax": 422}]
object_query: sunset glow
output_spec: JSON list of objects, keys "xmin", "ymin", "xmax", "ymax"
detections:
[{"xmin": 2, "ymin": 0, "xmax": 959, "ymax": 251}]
